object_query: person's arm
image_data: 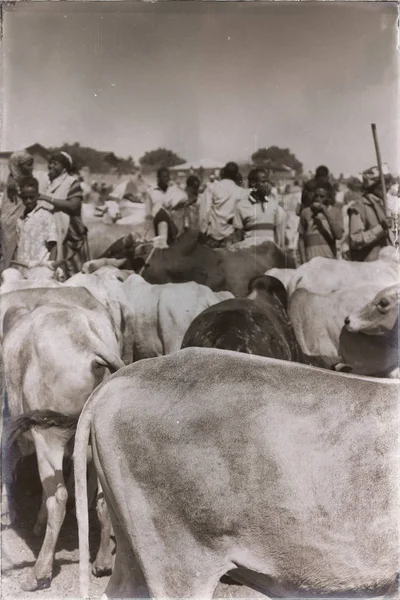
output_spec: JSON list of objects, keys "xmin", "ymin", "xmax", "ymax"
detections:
[
  {"xmin": 274, "ymin": 204, "xmax": 286, "ymax": 248},
  {"xmin": 41, "ymin": 181, "xmax": 82, "ymax": 215},
  {"xmin": 316, "ymin": 205, "xmax": 344, "ymax": 240},
  {"xmin": 348, "ymin": 206, "xmax": 387, "ymax": 249},
  {"xmin": 297, "ymin": 211, "xmax": 307, "ymax": 263},
  {"xmin": 48, "ymin": 242, "xmax": 57, "ymax": 261},
  {"xmin": 298, "ymin": 237, "xmax": 306, "ymax": 264},
  {"xmin": 233, "ymin": 201, "xmax": 245, "ymax": 240}
]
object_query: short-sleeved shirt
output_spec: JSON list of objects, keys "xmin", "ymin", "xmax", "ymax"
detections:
[
  {"xmin": 234, "ymin": 192, "xmax": 285, "ymax": 243},
  {"xmin": 146, "ymin": 184, "xmax": 187, "ymax": 218},
  {"xmin": 206, "ymin": 179, "xmax": 243, "ymax": 241},
  {"xmin": 16, "ymin": 206, "xmax": 57, "ymax": 264}
]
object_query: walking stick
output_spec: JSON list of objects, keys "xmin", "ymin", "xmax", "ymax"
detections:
[{"xmin": 371, "ymin": 123, "xmax": 389, "ymax": 217}]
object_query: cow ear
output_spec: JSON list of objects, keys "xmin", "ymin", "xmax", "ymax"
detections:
[{"xmin": 332, "ymin": 363, "xmax": 353, "ymax": 374}]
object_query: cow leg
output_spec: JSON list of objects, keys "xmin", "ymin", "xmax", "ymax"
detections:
[
  {"xmin": 22, "ymin": 429, "xmax": 68, "ymax": 592},
  {"xmin": 33, "ymin": 489, "xmax": 47, "ymax": 536},
  {"xmin": 1, "ymin": 440, "xmax": 19, "ymax": 527},
  {"xmin": 103, "ymin": 508, "xmax": 148, "ymax": 599},
  {"xmin": 92, "ymin": 479, "xmax": 113, "ymax": 577}
]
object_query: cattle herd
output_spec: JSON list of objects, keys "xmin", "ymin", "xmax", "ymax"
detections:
[{"xmin": 0, "ymin": 219, "xmax": 399, "ymax": 599}]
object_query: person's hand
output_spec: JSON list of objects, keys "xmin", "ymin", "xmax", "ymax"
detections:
[
  {"xmin": 27, "ymin": 259, "xmax": 55, "ymax": 270},
  {"xmin": 381, "ymin": 217, "xmax": 393, "ymax": 231},
  {"xmin": 37, "ymin": 199, "xmax": 54, "ymax": 212},
  {"xmin": 152, "ymin": 235, "xmax": 169, "ymax": 249},
  {"xmin": 311, "ymin": 201, "xmax": 324, "ymax": 213}
]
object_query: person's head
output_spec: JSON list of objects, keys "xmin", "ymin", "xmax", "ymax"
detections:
[
  {"xmin": 186, "ymin": 175, "xmax": 201, "ymax": 198},
  {"xmin": 157, "ymin": 167, "xmax": 170, "ymax": 192},
  {"xmin": 347, "ymin": 177, "xmax": 363, "ymax": 193},
  {"xmin": 19, "ymin": 177, "xmax": 39, "ymax": 213},
  {"xmin": 313, "ymin": 181, "xmax": 334, "ymax": 206},
  {"xmin": 248, "ymin": 168, "xmax": 267, "ymax": 192},
  {"xmin": 362, "ymin": 165, "xmax": 392, "ymax": 197},
  {"xmin": 9, "ymin": 151, "xmax": 34, "ymax": 182},
  {"xmin": 209, "ymin": 173, "xmax": 216, "ymax": 183},
  {"xmin": 221, "ymin": 162, "xmax": 239, "ymax": 183},
  {"xmin": 48, "ymin": 151, "xmax": 74, "ymax": 181},
  {"xmin": 315, "ymin": 165, "xmax": 330, "ymax": 185}
]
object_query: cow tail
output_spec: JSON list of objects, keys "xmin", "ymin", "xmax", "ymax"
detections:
[
  {"xmin": 4, "ymin": 410, "xmax": 79, "ymax": 447},
  {"xmin": 74, "ymin": 374, "xmax": 122, "ymax": 599},
  {"xmin": 75, "ymin": 343, "xmax": 123, "ymax": 599},
  {"xmin": 94, "ymin": 350, "xmax": 125, "ymax": 374}
]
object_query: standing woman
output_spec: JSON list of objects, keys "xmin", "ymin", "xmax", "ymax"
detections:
[
  {"xmin": 40, "ymin": 152, "xmax": 88, "ymax": 277},
  {"xmin": 1, "ymin": 151, "xmax": 34, "ymax": 270}
]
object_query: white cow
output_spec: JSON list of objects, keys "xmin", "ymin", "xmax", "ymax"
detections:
[
  {"xmin": 122, "ymin": 274, "xmax": 234, "ymax": 359},
  {"xmin": 74, "ymin": 348, "xmax": 400, "ymax": 599}
]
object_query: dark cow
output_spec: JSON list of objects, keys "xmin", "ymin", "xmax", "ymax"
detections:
[
  {"xmin": 98, "ymin": 233, "xmax": 152, "ymax": 271},
  {"xmin": 182, "ymin": 275, "xmax": 305, "ymax": 363},
  {"xmin": 142, "ymin": 231, "xmax": 295, "ymax": 297}
]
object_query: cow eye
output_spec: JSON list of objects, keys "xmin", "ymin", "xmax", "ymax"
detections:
[{"xmin": 378, "ymin": 298, "xmax": 390, "ymax": 309}]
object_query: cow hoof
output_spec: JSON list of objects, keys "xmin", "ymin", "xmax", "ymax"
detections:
[
  {"xmin": 92, "ymin": 563, "xmax": 113, "ymax": 578},
  {"xmin": 21, "ymin": 574, "xmax": 51, "ymax": 592}
]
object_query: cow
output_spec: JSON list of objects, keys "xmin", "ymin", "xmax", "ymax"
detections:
[
  {"xmin": 74, "ymin": 348, "xmax": 400, "ymax": 599},
  {"xmin": 122, "ymin": 274, "xmax": 233, "ymax": 360},
  {"xmin": 96, "ymin": 233, "xmax": 152, "ymax": 272},
  {"xmin": 338, "ymin": 283, "xmax": 399, "ymax": 377},
  {"xmin": 288, "ymin": 283, "xmax": 389, "ymax": 367},
  {"xmin": 287, "ymin": 251, "xmax": 398, "ymax": 298},
  {"xmin": 65, "ymin": 268, "xmax": 135, "ymax": 364},
  {"xmin": 181, "ymin": 275, "xmax": 305, "ymax": 364},
  {"xmin": 141, "ymin": 231, "xmax": 295, "ymax": 297},
  {"xmin": 1, "ymin": 286, "xmax": 125, "ymax": 590},
  {"xmin": 264, "ymin": 267, "xmax": 296, "ymax": 290}
]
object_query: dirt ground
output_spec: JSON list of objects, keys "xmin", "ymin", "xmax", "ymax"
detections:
[{"xmin": 1, "ymin": 456, "xmax": 264, "ymax": 600}]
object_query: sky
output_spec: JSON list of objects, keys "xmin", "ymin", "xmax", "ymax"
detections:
[{"xmin": 2, "ymin": 1, "xmax": 398, "ymax": 176}]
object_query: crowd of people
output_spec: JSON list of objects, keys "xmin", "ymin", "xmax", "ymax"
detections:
[
  {"xmin": 0, "ymin": 151, "xmax": 398, "ymax": 279},
  {"xmin": 0, "ymin": 150, "xmax": 88, "ymax": 277},
  {"xmin": 144, "ymin": 160, "xmax": 398, "ymax": 264}
]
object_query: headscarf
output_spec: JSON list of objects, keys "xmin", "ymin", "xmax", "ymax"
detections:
[
  {"xmin": 7, "ymin": 150, "xmax": 34, "ymax": 202},
  {"xmin": 8, "ymin": 150, "xmax": 33, "ymax": 182},
  {"xmin": 49, "ymin": 151, "xmax": 74, "ymax": 173},
  {"xmin": 362, "ymin": 164, "xmax": 391, "ymax": 191}
]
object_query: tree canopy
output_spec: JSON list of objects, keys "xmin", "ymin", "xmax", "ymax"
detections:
[
  {"xmin": 139, "ymin": 147, "xmax": 186, "ymax": 169},
  {"xmin": 48, "ymin": 142, "xmax": 135, "ymax": 174},
  {"xmin": 251, "ymin": 146, "xmax": 303, "ymax": 174}
]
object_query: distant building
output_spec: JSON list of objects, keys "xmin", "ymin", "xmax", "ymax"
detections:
[{"xmin": 0, "ymin": 143, "xmax": 49, "ymax": 183}]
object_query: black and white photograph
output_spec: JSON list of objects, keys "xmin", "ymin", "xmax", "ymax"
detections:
[{"xmin": 0, "ymin": 1, "xmax": 399, "ymax": 599}]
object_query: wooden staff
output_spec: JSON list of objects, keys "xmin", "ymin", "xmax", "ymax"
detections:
[{"xmin": 371, "ymin": 123, "xmax": 389, "ymax": 216}]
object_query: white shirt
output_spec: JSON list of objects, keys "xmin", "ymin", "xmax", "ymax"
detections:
[
  {"xmin": 206, "ymin": 179, "xmax": 243, "ymax": 241},
  {"xmin": 146, "ymin": 184, "xmax": 187, "ymax": 218}
]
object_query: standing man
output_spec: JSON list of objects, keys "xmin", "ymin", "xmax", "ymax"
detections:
[
  {"xmin": 347, "ymin": 166, "xmax": 394, "ymax": 262},
  {"xmin": 202, "ymin": 162, "xmax": 243, "ymax": 248},
  {"xmin": 233, "ymin": 168, "xmax": 286, "ymax": 248}
]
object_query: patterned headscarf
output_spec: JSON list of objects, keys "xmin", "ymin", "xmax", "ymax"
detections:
[
  {"xmin": 8, "ymin": 150, "xmax": 34, "ymax": 183},
  {"xmin": 362, "ymin": 164, "xmax": 391, "ymax": 190},
  {"xmin": 7, "ymin": 150, "xmax": 34, "ymax": 203}
]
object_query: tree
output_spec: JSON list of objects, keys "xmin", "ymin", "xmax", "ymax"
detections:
[
  {"xmin": 48, "ymin": 143, "xmax": 135, "ymax": 174},
  {"xmin": 251, "ymin": 146, "xmax": 303, "ymax": 175},
  {"xmin": 139, "ymin": 148, "xmax": 186, "ymax": 169}
]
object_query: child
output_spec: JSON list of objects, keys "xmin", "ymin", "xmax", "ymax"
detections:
[
  {"xmin": 15, "ymin": 177, "xmax": 58, "ymax": 269},
  {"xmin": 298, "ymin": 182, "xmax": 344, "ymax": 264}
]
